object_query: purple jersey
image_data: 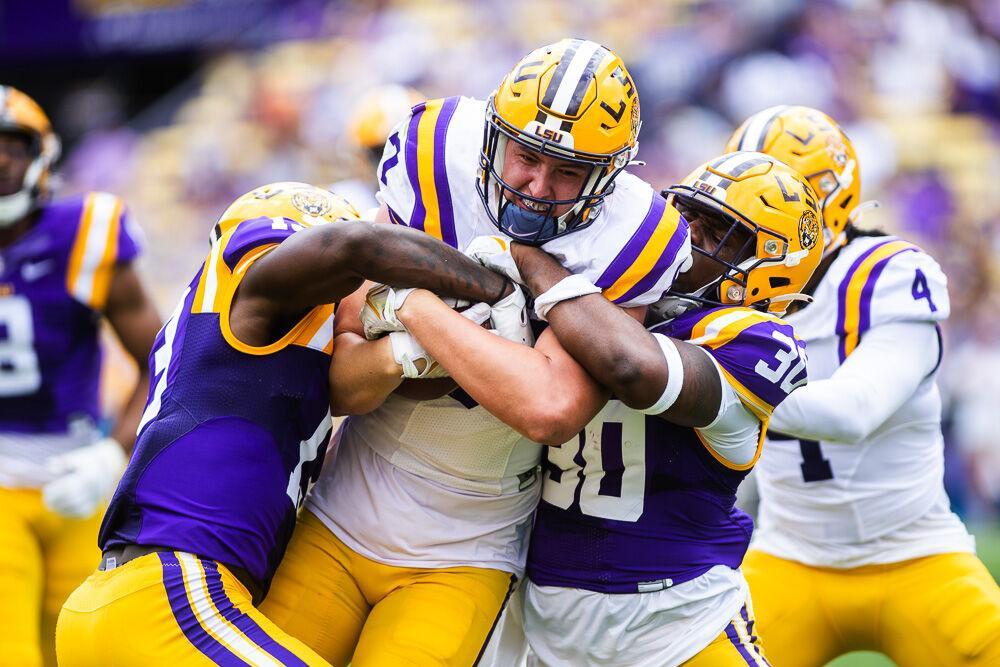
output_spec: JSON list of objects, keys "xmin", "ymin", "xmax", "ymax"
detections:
[
  {"xmin": 0, "ymin": 192, "xmax": 140, "ymax": 433},
  {"xmin": 99, "ymin": 215, "xmax": 335, "ymax": 596},
  {"xmin": 528, "ymin": 306, "xmax": 807, "ymax": 593}
]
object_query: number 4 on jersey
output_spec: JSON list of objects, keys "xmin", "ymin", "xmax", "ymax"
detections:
[{"xmin": 911, "ymin": 269, "xmax": 938, "ymax": 312}]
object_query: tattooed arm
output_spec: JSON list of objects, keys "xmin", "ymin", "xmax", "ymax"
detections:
[{"xmin": 230, "ymin": 221, "xmax": 511, "ymax": 346}]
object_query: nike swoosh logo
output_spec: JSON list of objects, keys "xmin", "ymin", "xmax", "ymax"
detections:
[{"xmin": 21, "ymin": 259, "xmax": 55, "ymax": 282}]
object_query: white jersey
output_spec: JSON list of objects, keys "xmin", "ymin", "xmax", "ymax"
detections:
[
  {"xmin": 308, "ymin": 96, "xmax": 690, "ymax": 575},
  {"xmin": 753, "ymin": 234, "xmax": 974, "ymax": 568},
  {"xmin": 377, "ymin": 96, "xmax": 690, "ymax": 307}
]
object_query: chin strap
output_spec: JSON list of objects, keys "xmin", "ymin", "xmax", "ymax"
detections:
[
  {"xmin": 848, "ymin": 199, "xmax": 881, "ymax": 225},
  {"xmin": 769, "ymin": 292, "xmax": 813, "ymax": 306},
  {"xmin": 0, "ymin": 190, "xmax": 32, "ymax": 226}
]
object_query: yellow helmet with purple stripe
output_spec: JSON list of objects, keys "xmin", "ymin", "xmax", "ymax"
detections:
[
  {"xmin": 662, "ymin": 151, "xmax": 824, "ymax": 315},
  {"xmin": 478, "ymin": 38, "xmax": 641, "ymax": 244},
  {"xmin": 213, "ymin": 182, "xmax": 360, "ymax": 243}
]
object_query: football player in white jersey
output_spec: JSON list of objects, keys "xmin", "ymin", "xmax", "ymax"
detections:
[
  {"xmin": 259, "ymin": 39, "xmax": 691, "ymax": 667},
  {"xmin": 373, "ymin": 151, "xmax": 824, "ymax": 665},
  {"xmin": 729, "ymin": 106, "xmax": 1000, "ymax": 666}
]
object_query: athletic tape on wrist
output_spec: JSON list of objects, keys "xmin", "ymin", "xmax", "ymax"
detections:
[
  {"xmin": 533, "ymin": 275, "xmax": 601, "ymax": 321},
  {"xmin": 640, "ymin": 334, "xmax": 685, "ymax": 415}
]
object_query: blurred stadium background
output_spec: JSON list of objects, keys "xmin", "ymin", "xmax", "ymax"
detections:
[{"xmin": 3, "ymin": 1, "xmax": 997, "ymax": 664}]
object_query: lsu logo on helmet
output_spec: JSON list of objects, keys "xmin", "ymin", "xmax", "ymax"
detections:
[
  {"xmin": 799, "ymin": 209, "xmax": 820, "ymax": 250},
  {"xmin": 662, "ymin": 151, "xmax": 824, "ymax": 315},
  {"xmin": 478, "ymin": 38, "xmax": 641, "ymax": 245},
  {"xmin": 726, "ymin": 105, "xmax": 859, "ymax": 255},
  {"xmin": 214, "ymin": 182, "xmax": 360, "ymax": 243}
]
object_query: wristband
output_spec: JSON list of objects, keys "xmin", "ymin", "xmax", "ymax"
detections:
[
  {"xmin": 640, "ymin": 334, "xmax": 685, "ymax": 414},
  {"xmin": 533, "ymin": 275, "xmax": 601, "ymax": 321}
]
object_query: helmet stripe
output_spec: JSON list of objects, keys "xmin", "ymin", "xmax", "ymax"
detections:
[
  {"xmin": 700, "ymin": 152, "xmax": 756, "ymax": 192},
  {"xmin": 738, "ymin": 105, "xmax": 789, "ymax": 151},
  {"xmin": 729, "ymin": 156, "xmax": 770, "ymax": 178},
  {"xmin": 563, "ymin": 45, "xmax": 608, "ymax": 117},
  {"xmin": 540, "ymin": 39, "xmax": 582, "ymax": 109},
  {"xmin": 545, "ymin": 40, "xmax": 604, "ymax": 116}
]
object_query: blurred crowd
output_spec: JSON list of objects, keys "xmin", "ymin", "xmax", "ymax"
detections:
[{"xmin": 51, "ymin": 0, "xmax": 1000, "ymax": 516}]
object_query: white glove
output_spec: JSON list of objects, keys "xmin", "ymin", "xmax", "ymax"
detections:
[
  {"xmin": 42, "ymin": 437, "xmax": 128, "ymax": 519},
  {"xmin": 390, "ymin": 332, "xmax": 448, "ymax": 379},
  {"xmin": 489, "ymin": 283, "xmax": 534, "ymax": 346},
  {"xmin": 390, "ymin": 303, "xmax": 491, "ymax": 379},
  {"xmin": 465, "ymin": 235, "xmax": 524, "ymax": 285},
  {"xmin": 361, "ymin": 284, "xmax": 416, "ymax": 340}
]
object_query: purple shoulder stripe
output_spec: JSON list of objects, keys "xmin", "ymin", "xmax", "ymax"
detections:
[
  {"xmin": 614, "ymin": 213, "xmax": 689, "ymax": 304},
  {"xmin": 404, "ymin": 102, "xmax": 427, "ymax": 231},
  {"xmin": 856, "ymin": 248, "xmax": 918, "ymax": 343},
  {"xmin": 595, "ymin": 195, "xmax": 666, "ymax": 290},
  {"xmin": 117, "ymin": 207, "xmax": 142, "ymax": 263},
  {"xmin": 379, "ymin": 131, "xmax": 401, "ymax": 186},
  {"xmin": 835, "ymin": 240, "xmax": 893, "ymax": 336},
  {"xmin": 221, "ymin": 216, "xmax": 297, "ymax": 270},
  {"xmin": 432, "ymin": 97, "xmax": 461, "ymax": 247}
]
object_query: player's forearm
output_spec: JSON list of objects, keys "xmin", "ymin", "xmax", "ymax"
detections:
[
  {"xmin": 770, "ymin": 322, "xmax": 937, "ymax": 443},
  {"xmin": 398, "ymin": 293, "xmax": 587, "ymax": 444},
  {"xmin": 348, "ymin": 223, "xmax": 510, "ymax": 304},
  {"xmin": 513, "ymin": 244, "xmax": 667, "ymax": 409},
  {"xmin": 328, "ymin": 333, "xmax": 403, "ymax": 416}
]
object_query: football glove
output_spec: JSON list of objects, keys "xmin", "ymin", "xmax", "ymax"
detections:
[
  {"xmin": 361, "ymin": 284, "xmax": 416, "ymax": 340},
  {"xmin": 465, "ymin": 235, "xmax": 525, "ymax": 285},
  {"xmin": 489, "ymin": 283, "xmax": 534, "ymax": 346},
  {"xmin": 42, "ymin": 437, "xmax": 127, "ymax": 519},
  {"xmin": 390, "ymin": 302, "xmax": 491, "ymax": 378}
]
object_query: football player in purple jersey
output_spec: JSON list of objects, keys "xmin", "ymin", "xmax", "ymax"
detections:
[
  {"xmin": 373, "ymin": 151, "xmax": 825, "ymax": 665},
  {"xmin": 55, "ymin": 181, "xmax": 517, "ymax": 666},
  {"xmin": 0, "ymin": 86, "xmax": 162, "ymax": 667}
]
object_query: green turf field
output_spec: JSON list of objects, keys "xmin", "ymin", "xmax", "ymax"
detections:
[{"xmin": 823, "ymin": 521, "xmax": 1000, "ymax": 666}]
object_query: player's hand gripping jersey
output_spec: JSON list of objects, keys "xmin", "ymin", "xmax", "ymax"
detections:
[
  {"xmin": 0, "ymin": 192, "xmax": 141, "ymax": 484},
  {"xmin": 753, "ymin": 234, "xmax": 972, "ymax": 566},
  {"xmin": 306, "ymin": 95, "xmax": 690, "ymax": 577},
  {"xmin": 528, "ymin": 305, "xmax": 807, "ymax": 593},
  {"xmin": 99, "ymin": 215, "xmax": 335, "ymax": 597}
]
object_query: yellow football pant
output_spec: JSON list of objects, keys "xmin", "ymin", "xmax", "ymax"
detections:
[
  {"xmin": 743, "ymin": 549, "xmax": 1000, "ymax": 666},
  {"xmin": 683, "ymin": 599, "xmax": 771, "ymax": 666},
  {"xmin": 260, "ymin": 509, "xmax": 516, "ymax": 667},
  {"xmin": 56, "ymin": 550, "xmax": 331, "ymax": 666},
  {"xmin": 0, "ymin": 486, "xmax": 102, "ymax": 667}
]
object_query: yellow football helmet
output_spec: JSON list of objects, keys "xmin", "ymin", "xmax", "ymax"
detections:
[
  {"xmin": 0, "ymin": 86, "xmax": 61, "ymax": 226},
  {"xmin": 213, "ymin": 182, "xmax": 361, "ymax": 243},
  {"xmin": 661, "ymin": 151, "xmax": 824, "ymax": 315},
  {"xmin": 726, "ymin": 105, "xmax": 859, "ymax": 255},
  {"xmin": 478, "ymin": 38, "xmax": 641, "ymax": 244},
  {"xmin": 348, "ymin": 84, "xmax": 424, "ymax": 153}
]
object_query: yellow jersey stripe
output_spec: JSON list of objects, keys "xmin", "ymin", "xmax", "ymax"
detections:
[
  {"xmin": 66, "ymin": 192, "xmax": 121, "ymax": 309},
  {"xmin": 718, "ymin": 365, "xmax": 774, "ymax": 421},
  {"xmin": 291, "ymin": 305, "xmax": 335, "ymax": 351},
  {"xmin": 89, "ymin": 199, "xmax": 122, "ymax": 310},
  {"xmin": 839, "ymin": 240, "xmax": 916, "ymax": 358},
  {"xmin": 414, "ymin": 99, "xmax": 445, "ymax": 241},
  {"xmin": 602, "ymin": 204, "xmax": 685, "ymax": 303},
  {"xmin": 688, "ymin": 307, "xmax": 780, "ymax": 349},
  {"xmin": 194, "ymin": 233, "xmax": 228, "ymax": 313}
]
